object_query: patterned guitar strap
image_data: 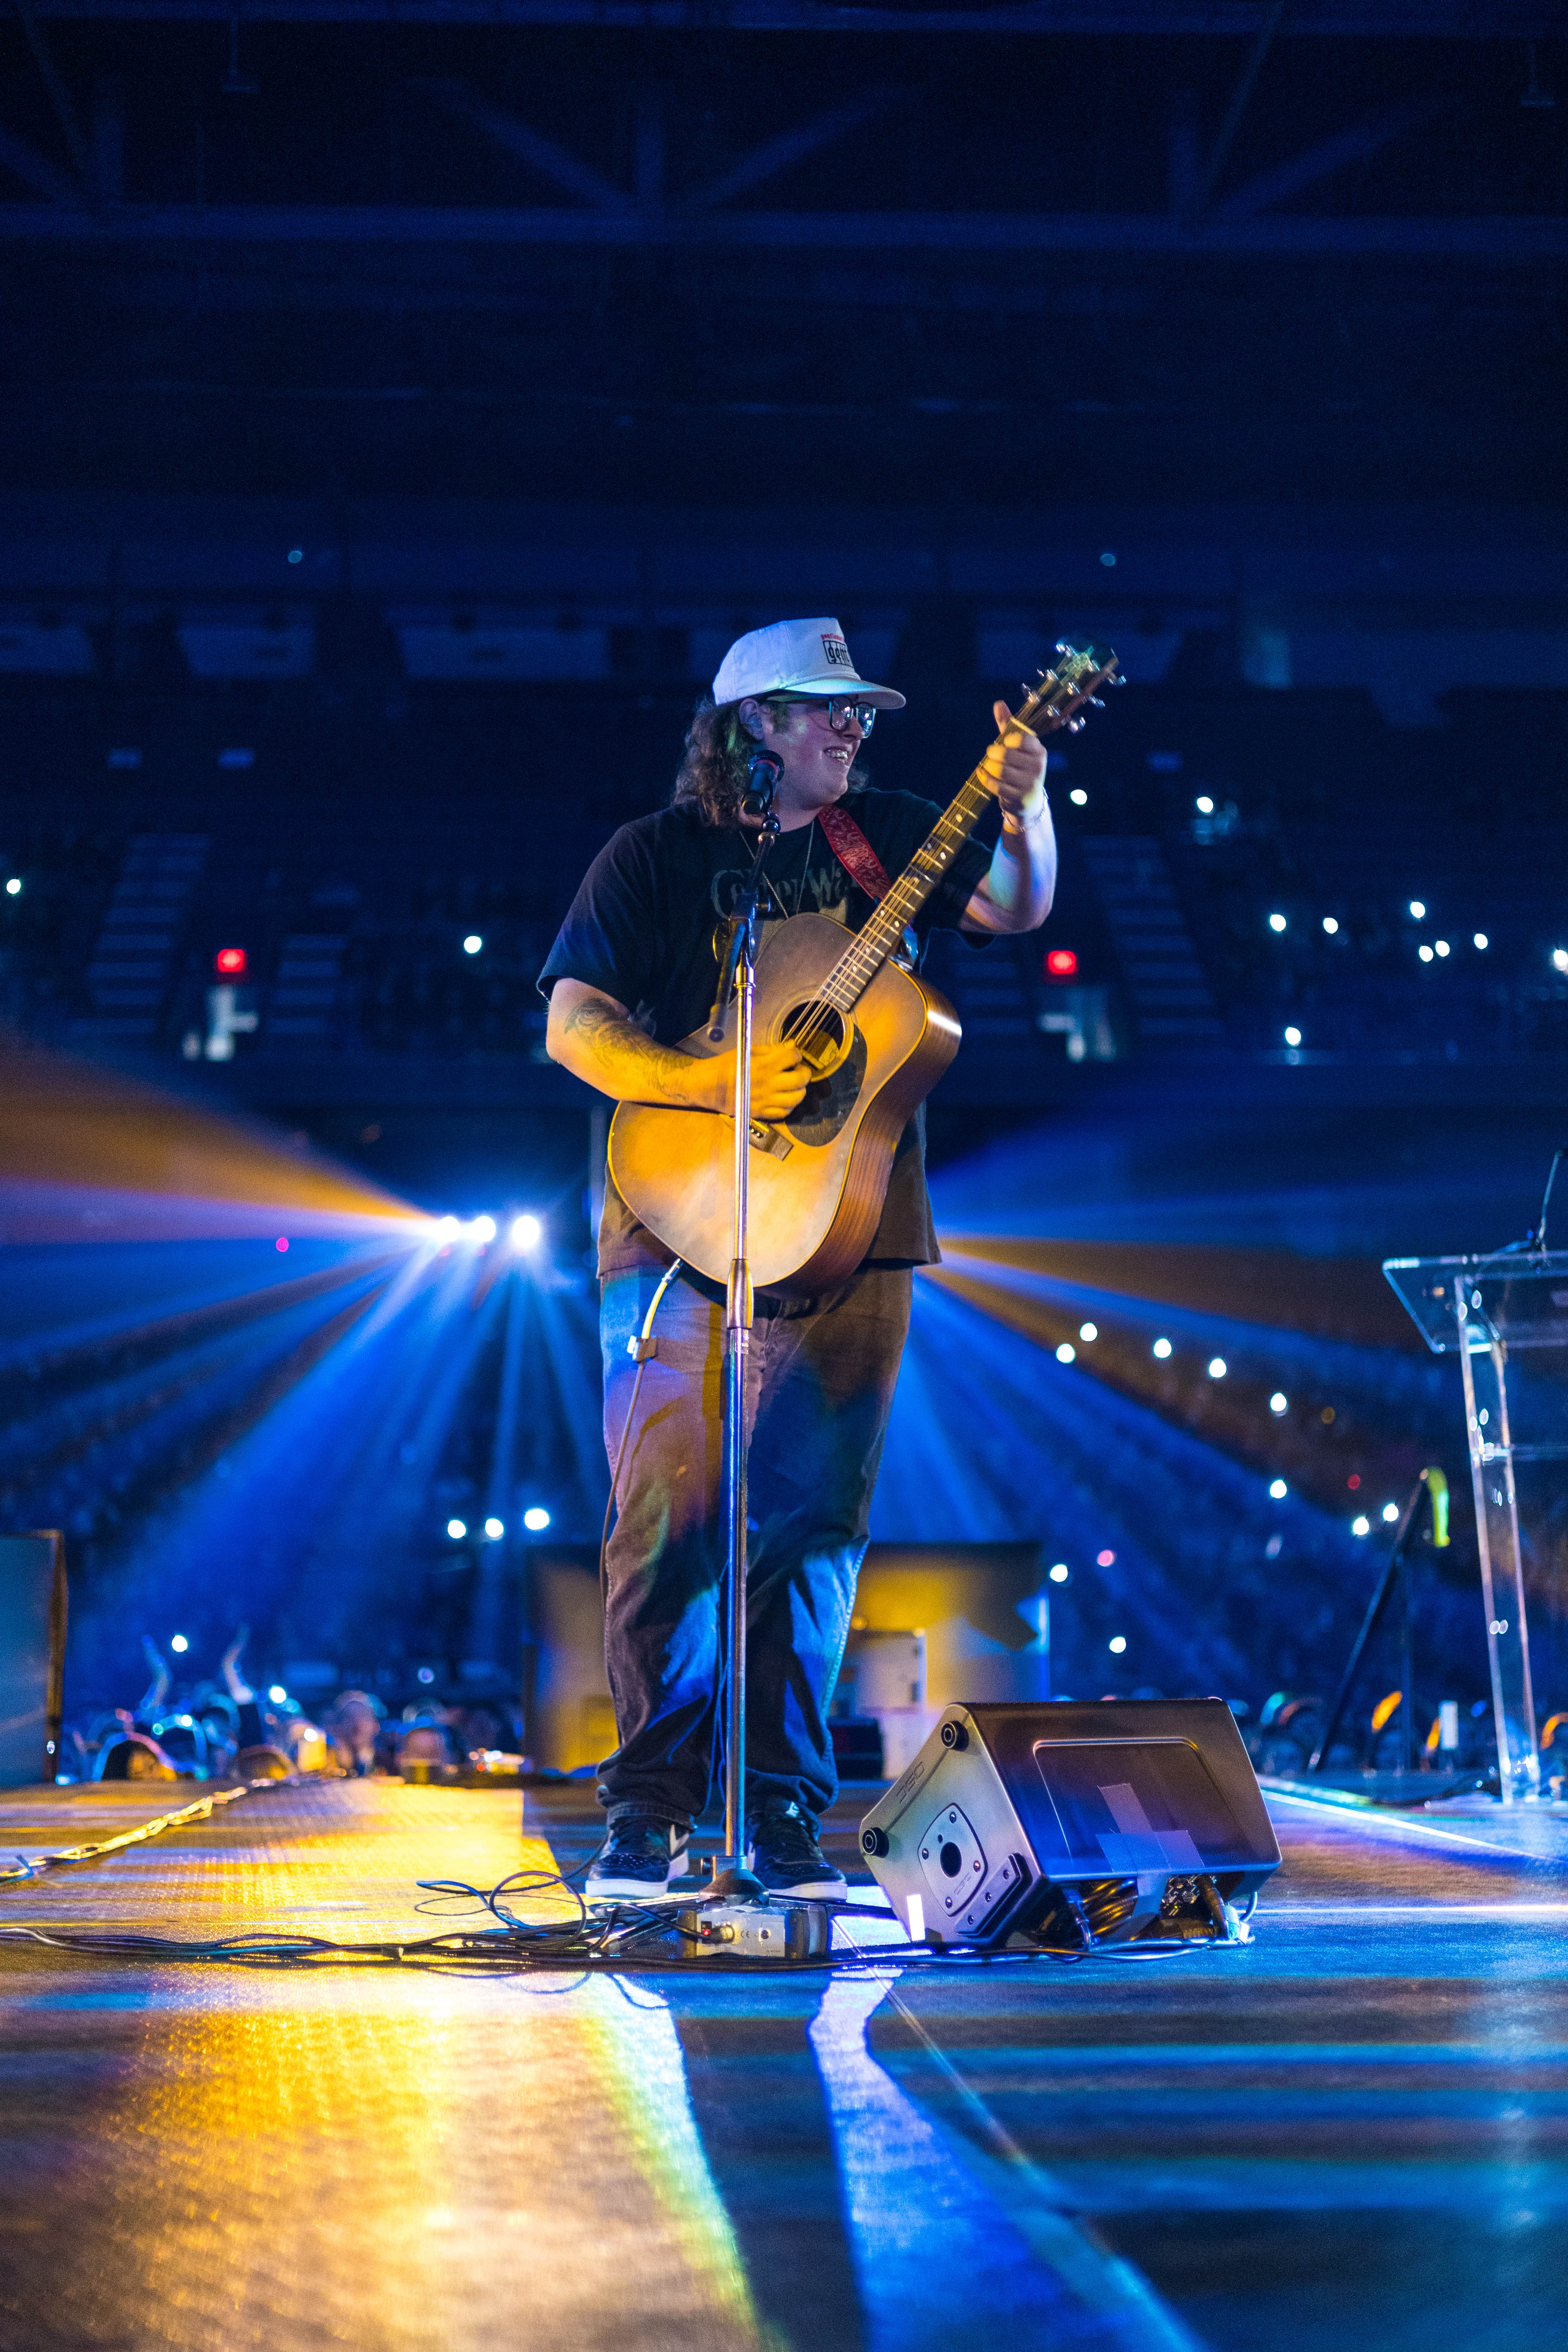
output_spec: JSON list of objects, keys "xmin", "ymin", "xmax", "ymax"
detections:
[{"xmin": 817, "ymin": 804, "xmax": 921, "ymax": 961}]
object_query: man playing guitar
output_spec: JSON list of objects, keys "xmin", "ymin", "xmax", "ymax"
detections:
[{"xmin": 541, "ymin": 617, "xmax": 1054, "ymax": 1900}]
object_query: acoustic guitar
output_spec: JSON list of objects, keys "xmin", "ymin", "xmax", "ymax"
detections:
[{"xmin": 608, "ymin": 645, "xmax": 1119, "ymax": 1297}]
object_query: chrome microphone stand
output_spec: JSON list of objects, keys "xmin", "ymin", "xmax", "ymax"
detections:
[{"xmin": 704, "ymin": 757, "xmax": 781, "ymax": 1900}]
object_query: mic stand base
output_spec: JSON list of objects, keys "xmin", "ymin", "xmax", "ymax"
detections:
[{"xmin": 704, "ymin": 1861, "xmax": 766, "ymax": 1901}]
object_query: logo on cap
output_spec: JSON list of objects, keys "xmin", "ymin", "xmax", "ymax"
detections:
[{"xmin": 821, "ymin": 635, "xmax": 853, "ymax": 670}]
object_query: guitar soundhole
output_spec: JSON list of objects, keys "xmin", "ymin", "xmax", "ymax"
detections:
[
  {"xmin": 783, "ymin": 1027, "xmax": 867, "ymax": 1149},
  {"xmin": 779, "ymin": 999, "xmax": 848, "ymax": 1077}
]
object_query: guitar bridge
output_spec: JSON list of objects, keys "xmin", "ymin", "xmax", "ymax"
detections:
[{"xmin": 748, "ymin": 1122, "xmax": 794, "ymax": 1161}]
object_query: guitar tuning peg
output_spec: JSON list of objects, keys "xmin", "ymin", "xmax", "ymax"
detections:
[
  {"xmin": 1067, "ymin": 716, "xmax": 1085, "ymax": 732},
  {"xmin": 1089, "ymin": 697, "xmax": 1105, "ymax": 709}
]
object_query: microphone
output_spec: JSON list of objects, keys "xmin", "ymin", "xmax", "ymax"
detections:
[{"xmin": 745, "ymin": 748, "xmax": 782, "ymax": 810}]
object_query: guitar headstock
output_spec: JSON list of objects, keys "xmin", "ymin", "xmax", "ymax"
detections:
[{"xmin": 1012, "ymin": 641, "xmax": 1122, "ymax": 738}]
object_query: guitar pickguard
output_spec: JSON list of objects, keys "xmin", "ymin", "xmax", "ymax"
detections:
[{"xmin": 779, "ymin": 1027, "xmax": 868, "ymax": 1149}]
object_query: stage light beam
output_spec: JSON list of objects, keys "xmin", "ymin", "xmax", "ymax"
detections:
[
  {"xmin": 1410, "ymin": 900, "xmax": 1426, "ymax": 920},
  {"xmin": 1078, "ymin": 1321, "xmax": 1098, "ymax": 1342},
  {"xmin": 471, "ymin": 1215, "xmax": 497, "ymax": 1244},
  {"xmin": 1069, "ymin": 788, "xmax": 1088, "ymax": 807},
  {"xmin": 1352, "ymin": 1515, "xmax": 1371, "ymax": 1536},
  {"xmin": 1554, "ymin": 949, "xmax": 1568, "ymax": 974},
  {"xmin": 1195, "ymin": 795, "xmax": 1214, "ymax": 814},
  {"xmin": 1055, "ymin": 1342, "xmax": 1076, "ymax": 1363},
  {"xmin": 1269, "ymin": 1478, "xmax": 1288, "ymax": 1500},
  {"xmin": 1322, "ymin": 917, "xmax": 1339, "ymax": 935},
  {"xmin": 1268, "ymin": 912, "xmax": 1287, "ymax": 933},
  {"xmin": 1208, "ymin": 1356, "xmax": 1228, "ymax": 1379},
  {"xmin": 1435, "ymin": 939, "xmax": 1450, "ymax": 958},
  {"xmin": 447, "ymin": 1517, "xmax": 467, "ymax": 1539},
  {"xmin": 1474, "ymin": 933, "xmax": 1489, "ymax": 951},
  {"xmin": 5, "ymin": 877, "xmax": 20, "ymax": 896},
  {"xmin": 268, "ymin": 1685, "xmax": 286, "ymax": 1703},
  {"xmin": 1382, "ymin": 1502, "xmax": 1401, "ymax": 1523},
  {"xmin": 1419, "ymin": 945, "xmax": 1434, "ymax": 963},
  {"xmin": 1049, "ymin": 1563, "xmax": 1069, "ymax": 1583},
  {"xmin": 1152, "ymin": 1336, "xmax": 1172, "ymax": 1359},
  {"xmin": 463, "ymin": 935, "xmax": 483, "ymax": 955},
  {"xmin": 1269, "ymin": 1392, "xmax": 1288, "ymax": 1414},
  {"xmin": 170, "ymin": 1633, "xmax": 188, "ymax": 1653},
  {"xmin": 523, "ymin": 1506, "xmax": 551, "ymax": 1532},
  {"xmin": 1284, "ymin": 1026, "xmax": 1302, "ymax": 1046},
  {"xmin": 511, "ymin": 1214, "xmax": 543, "ymax": 1251},
  {"xmin": 483, "ymin": 1516, "xmax": 504, "ymax": 1539},
  {"xmin": 1108, "ymin": 1635, "xmax": 1127, "ymax": 1654}
]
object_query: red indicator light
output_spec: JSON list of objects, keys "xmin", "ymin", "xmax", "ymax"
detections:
[
  {"xmin": 215, "ymin": 947, "xmax": 247, "ymax": 976},
  {"xmin": 1045, "ymin": 948, "xmax": 1079, "ymax": 978},
  {"xmin": 1348, "ymin": 1474, "xmax": 1361, "ymax": 1490}
]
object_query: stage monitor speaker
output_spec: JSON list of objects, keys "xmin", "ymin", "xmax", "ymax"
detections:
[
  {"xmin": 859, "ymin": 1699, "xmax": 1280, "ymax": 1949},
  {"xmin": 0, "ymin": 1531, "xmax": 67, "ymax": 1789}
]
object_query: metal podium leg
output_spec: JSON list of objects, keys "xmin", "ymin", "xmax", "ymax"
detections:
[{"xmin": 1456, "ymin": 1288, "xmax": 1541, "ymax": 1803}]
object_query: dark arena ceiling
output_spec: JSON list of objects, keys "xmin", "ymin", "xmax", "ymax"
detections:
[{"xmin": 0, "ymin": 1, "xmax": 1563, "ymax": 511}]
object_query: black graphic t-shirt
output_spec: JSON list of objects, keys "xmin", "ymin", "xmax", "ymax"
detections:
[{"xmin": 538, "ymin": 789, "xmax": 993, "ymax": 1276}]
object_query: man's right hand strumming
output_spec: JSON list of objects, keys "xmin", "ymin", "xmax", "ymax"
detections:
[{"xmin": 547, "ymin": 978, "xmax": 810, "ymax": 1119}]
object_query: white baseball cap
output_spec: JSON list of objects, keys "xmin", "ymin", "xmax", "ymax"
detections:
[{"xmin": 712, "ymin": 616, "xmax": 905, "ymax": 711}]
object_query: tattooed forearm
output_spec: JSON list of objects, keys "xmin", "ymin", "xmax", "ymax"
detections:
[{"xmin": 547, "ymin": 979, "xmax": 719, "ymax": 1109}]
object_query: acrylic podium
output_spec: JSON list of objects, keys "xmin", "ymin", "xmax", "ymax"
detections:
[{"xmin": 1384, "ymin": 1251, "xmax": 1568, "ymax": 1804}]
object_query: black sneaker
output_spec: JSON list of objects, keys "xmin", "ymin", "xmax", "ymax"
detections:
[
  {"xmin": 585, "ymin": 1811, "xmax": 690, "ymax": 1902},
  {"xmin": 747, "ymin": 1800, "xmax": 846, "ymax": 1900}
]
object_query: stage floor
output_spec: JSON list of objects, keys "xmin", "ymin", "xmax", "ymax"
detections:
[{"xmin": 2, "ymin": 1774, "xmax": 1565, "ymax": 2352}]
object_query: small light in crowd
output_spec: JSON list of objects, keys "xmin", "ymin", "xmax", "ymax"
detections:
[
  {"xmin": 447, "ymin": 1517, "xmax": 467, "ymax": 1539},
  {"xmin": 511, "ymin": 1213, "xmax": 542, "ymax": 1251},
  {"xmin": 1069, "ymin": 788, "xmax": 1088, "ymax": 806},
  {"xmin": 1352, "ymin": 1515, "xmax": 1370, "ymax": 1537},
  {"xmin": 1045, "ymin": 947, "xmax": 1078, "ymax": 977},
  {"xmin": 1055, "ymin": 1341, "xmax": 1076, "ymax": 1363},
  {"xmin": 471, "ymin": 1214, "xmax": 497, "ymax": 1243},
  {"xmin": 1268, "ymin": 912, "xmax": 1287, "ymax": 933},
  {"xmin": 1322, "ymin": 917, "xmax": 1339, "ymax": 935},
  {"xmin": 1284, "ymin": 1026, "xmax": 1302, "ymax": 1046},
  {"xmin": 1269, "ymin": 1478, "xmax": 1288, "ymax": 1500},
  {"xmin": 1078, "ymin": 1321, "xmax": 1098, "ymax": 1342},
  {"xmin": 1553, "ymin": 948, "xmax": 1568, "ymax": 974},
  {"xmin": 1096, "ymin": 1548, "xmax": 1116, "ymax": 1567},
  {"xmin": 5, "ymin": 877, "xmax": 21, "ymax": 896},
  {"xmin": 1269, "ymin": 1392, "xmax": 1288, "ymax": 1414},
  {"xmin": 1474, "ymin": 933, "xmax": 1488, "ymax": 951},
  {"xmin": 1409, "ymin": 900, "xmax": 1426, "ymax": 920},
  {"xmin": 1382, "ymin": 1502, "xmax": 1401, "ymax": 1523},
  {"xmin": 268, "ymin": 1685, "xmax": 287, "ymax": 1703},
  {"xmin": 1049, "ymin": 1563, "xmax": 1069, "ymax": 1583},
  {"xmin": 417, "ymin": 1667, "xmax": 435, "ymax": 1686},
  {"xmin": 463, "ymin": 934, "xmax": 483, "ymax": 955},
  {"xmin": 1434, "ymin": 939, "xmax": 1450, "ymax": 958},
  {"xmin": 484, "ymin": 1516, "xmax": 504, "ymax": 1539},
  {"xmin": 1108, "ymin": 1634, "xmax": 1127, "ymax": 1654},
  {"xmin": 1099, "ymin": 550, "xmax": 1117, "ymax": 567},
  {"xmin": 288, "ymin": 547, "xmax": 303, "ymax": 563},
  {"xmin": 1195, "ymin": 795, "xmax": 1214, "ymax": 814},
  {"xmin": 170, "ymin": 1634, "xmax": 189, "ymax": 1654},
  {"xmin": 214, "ymin": 946, "xmax": 247, "ymax": 975},
  {"xmin": 1419, "ymin": 944, "xmax": 1434, "ymax": 963},
  {"xmin": 1208, "ymin": 1356, "xmax": 1227, "ymax": 1379},
  {"xmin": 523, "ymin": 1506, "xmax": 551, "ymax": 1532},
  {"xmin": 275, "ymin": 1236, "xmax": 288, "ymax": 1252},
  {"xmin": 1348, "ymin": 1473, "xmax": 1361, "ymax": 1488}
]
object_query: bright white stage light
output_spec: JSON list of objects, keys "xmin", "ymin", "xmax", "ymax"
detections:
[
  {"xmin": 1434, "ymin": 939, "xmax": 1450, "ymax": 958},
  {"xmin": 1382, "ymin": 1502, "xmax": 1401, "ymax": 1523},
  {"xmin": 1055, "ymin": 1341, "xmax": 1076, "ymax": 1363},
  {"xmin": 1078, "ymin": 1322, "xmax": 1098, "ymax": 1342},
  {"xmin": 1268, "ymin": 912, "xmax": 1287, "ymax": 933},
  {"xmin": 1108, "ymin": 1635, "xmax": 1127, "ymax": 1655},
  {"xmin": 1554, "ymin": 949, "xmax": 1568, "ymax": 974},
  {"xmin": 1049, "ymin": 1563, "xmax": 1069, "ymax": 1583},
  {"xmin": 1352, "ymin": 1515, "xmax": 1370, "ymax": 1537},
  {"xmin": 1269, "ymin": 1392, "xmax": 1288, "ymax": 1414},
  {"xmin": 1269, "ymin": 1478, "xmax": 1288, "ymax": 1500},
  {"xmin": 471, "ymin": 1215, "xmax": 497, "ymax": 1244},
  {"xmin": 1419, "ymin": 945, "xmax": 1434, "ymax": 963},
  {"xmin": 463, "ymin": 934, "xmax": 483, "ymax": 955},
  {"xmin": 484, "ymin": 1516, "xmax": 504, "ymax": 1539},
  {"xmin": 268, "ymin": 1685, "xmax": 287, "ymax": 1703},
  {"xmin": 1409, "ymin": 900, "xmax": 1425, "ymax": 920},
  {"xmin": 1284, "ymin": 1026, "xmax": 1302, "ymax": 1046},
  {"xmin": 1208, "ymin": 1356, "xmax": 1227, "ymax": 1379},
  {"xmin": 1152, "ymin": 1336, "xmax": 1172, "ymax": 1359},
  {"xmin": 4, "ymin": 877, "xmax": 19, "ymax": 896},
  {"xmin": 170, "ymin": 1634, "xmax": 189, "ymax": 1654},
  {"xmin": 1322, "ymin": 917, "xmax": 1339, "ymax": 935},
  {"xmin": 447, "ymin": 1517, "xmax": 467, "ymax": 1540},
  {"xmin": 1474, "ymin": 933, "xmax": 1488, "ymax": 951},
  {"xmin": 435, "ymin": 1215, "xmax": 460, "ymax": 1239},
  {"xmin": 523, "ymin": 1506, "xmax": 551, "ymax": 1532},
  {"xmin": 1195, "ymin": 795, "xmax": 1214, "ymax": 814},
  {"xmin": 511, "ymin": 1213, "xmax": 542, "ymax": 1251},
  {"xmin": 1069, "ymin": 788, "xmax": 1087, "ymax": 806}
]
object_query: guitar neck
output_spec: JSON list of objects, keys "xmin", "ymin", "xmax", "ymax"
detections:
[{"xmin": 819, "ymin": 767, "xmax": 995, "ymax": 1014}]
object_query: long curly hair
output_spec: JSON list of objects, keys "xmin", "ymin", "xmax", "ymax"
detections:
[{"xmin": 671, "ymin": 695, "xmax": 868, "ymax": 828}]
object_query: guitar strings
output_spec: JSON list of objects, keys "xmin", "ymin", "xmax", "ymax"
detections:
[{"xmin": 781, "ymin": 667, "xmax": 1095, "ymax": 1068}]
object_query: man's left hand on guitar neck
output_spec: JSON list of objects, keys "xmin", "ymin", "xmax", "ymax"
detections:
[{"xmin": 961, "ymin": 699, "xmax": 1056, "ymax": 937}]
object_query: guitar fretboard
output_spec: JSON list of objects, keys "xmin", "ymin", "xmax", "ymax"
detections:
[{"xmin": 819, "ymin": 768, "xmax": 996, "ymax": 1013}]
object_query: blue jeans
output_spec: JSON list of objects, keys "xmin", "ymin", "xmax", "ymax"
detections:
[{"xmin": 598, "ymin": 1264, "xmax": 912, "ymax": 1826}]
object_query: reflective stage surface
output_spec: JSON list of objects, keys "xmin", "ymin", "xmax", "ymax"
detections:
[{"xmin": 2, "ymin": 1776, "xmax": 1565, "ymax": 2352}]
